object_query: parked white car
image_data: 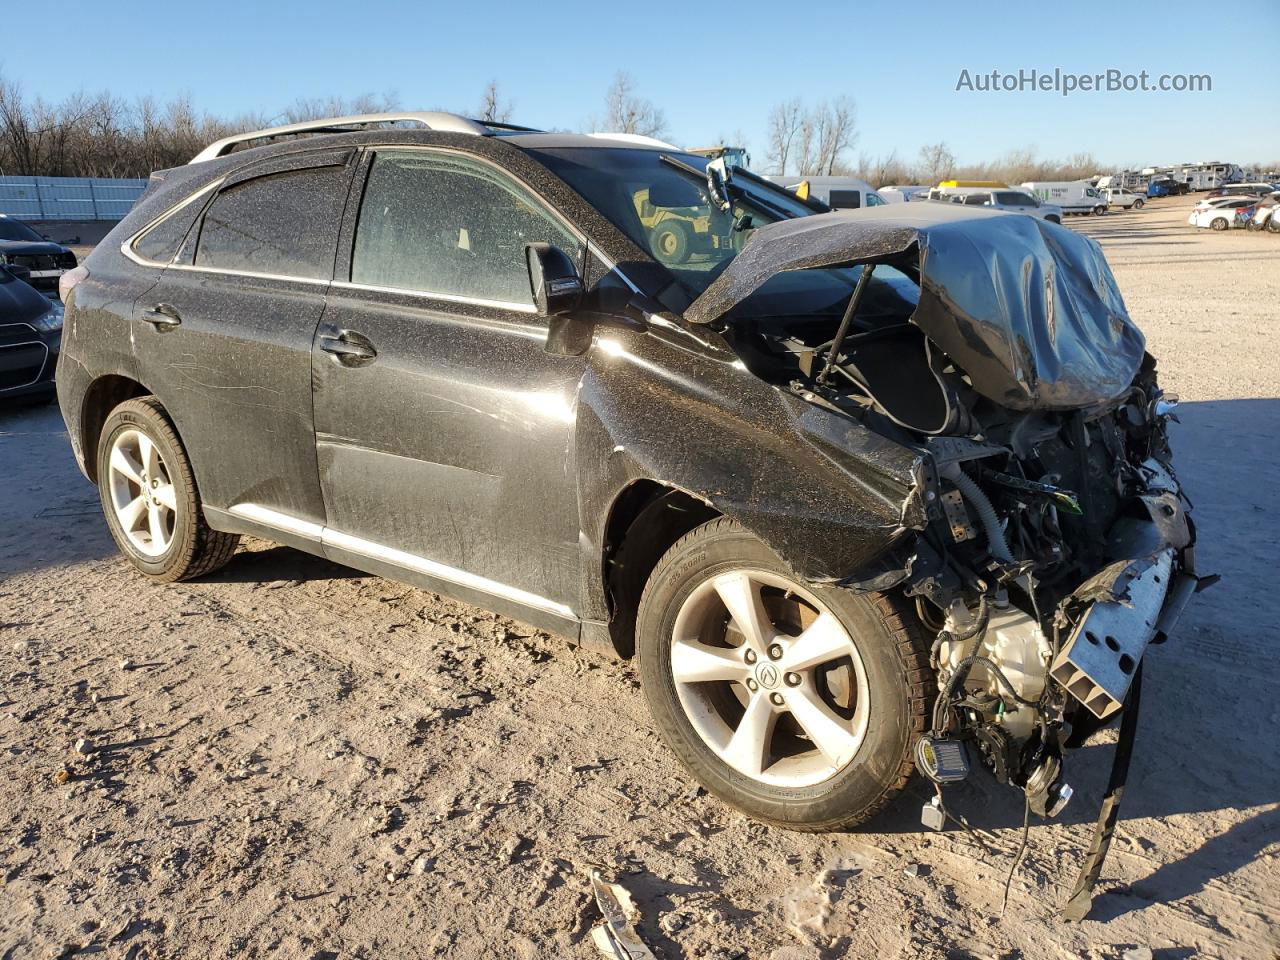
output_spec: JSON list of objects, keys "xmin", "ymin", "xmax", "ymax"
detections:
[
  {"xmin": 1187, "ymin": 196, "xmax": 1254, "ymax": 230},
  {"xmin": 1212, "ymin": 183, "xmax": 1279, "ymax": 198},
  {"xmin": 1101, "ymin": 187, "xmax": 1145, "ymax": 210}
]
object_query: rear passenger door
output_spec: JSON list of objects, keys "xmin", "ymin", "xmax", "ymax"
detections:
[
  {"xmin": 132, "ymin": 149, "xmax": 355, "ymax": 527},
  {"xmin": 312, "ymin": 148, "xmax": 588, "ymax": 622}
]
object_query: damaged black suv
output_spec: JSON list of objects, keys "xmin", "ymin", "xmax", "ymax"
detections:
[{"xmin": 57, "ymin": 113, "xmax": 1203, "ymax": 844}]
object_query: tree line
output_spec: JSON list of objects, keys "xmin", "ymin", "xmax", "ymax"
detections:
[
  {"xmin": 0, "ymin": 71, "xmax": 672, "ymax": 178},
  {"xmin": 3, "ymin": 70, "xmax": 1272, "ymax": 185}
]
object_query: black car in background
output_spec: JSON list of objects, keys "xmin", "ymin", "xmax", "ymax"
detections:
[
  {"xmin": 54, "ymin": 112, "xmax": 1201, "ymax": 844},
  {"xmin": 0, "ymin": 214, "xmax": 79, "ymax": 298},
  {"xmin": 0, "ymin": 263, "xmax": 62, "ymax": 400}
]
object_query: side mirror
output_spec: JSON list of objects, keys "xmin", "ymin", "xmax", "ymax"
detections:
[
  {"xmin": 526, "ymin": 243, "xmax": 584, "ymax": 317},
  {"xmin": 528, "ymin": 243, "xmax": 594, "ymax": 356}
]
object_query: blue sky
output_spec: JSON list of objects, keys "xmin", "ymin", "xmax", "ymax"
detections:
[{"xmin": 9, "ymin": 0, "xmax": 1278, "ymax": 169}]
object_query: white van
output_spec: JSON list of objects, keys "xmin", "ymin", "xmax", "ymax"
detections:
[
  {"xmin": 765, "ymin": 176, "xmax": 888, "ymax": 210},
  {"xmin": 1021, "ymin": 181, "xmax": 1107, "ymax": 216}
]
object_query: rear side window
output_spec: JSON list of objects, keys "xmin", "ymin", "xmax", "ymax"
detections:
[
  {"xmin": 131, "ymin": 188, "xmax": 212, "ymax": 264},
  {"xmin": 351, "ymin": 151, "xmax": 581, "ymax": 306},
  {"xmin": 195, "ymin": 165, "xmax": 349, "ymax": 280},
  {"xmin": 828, "ymin": 190, "xmax": 861, "ymax": 210}
]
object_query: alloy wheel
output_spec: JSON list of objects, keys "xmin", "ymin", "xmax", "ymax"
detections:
[
  {"xmin": 107, "ymin": 428, "xmax": 177, "ymax": 557},
  {"xmin": 669, "ymin": 569, "xmax": 870, "ymax": 787}
]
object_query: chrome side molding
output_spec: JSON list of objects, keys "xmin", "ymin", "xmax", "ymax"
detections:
[{"xmin": 227, "ymin": 502, "xmax": 574, "ymax": 619}]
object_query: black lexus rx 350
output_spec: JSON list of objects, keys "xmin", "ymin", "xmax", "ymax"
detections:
[{"xmin": 55, "ymin": 114, "xmax": 1204, "ymax": 834}]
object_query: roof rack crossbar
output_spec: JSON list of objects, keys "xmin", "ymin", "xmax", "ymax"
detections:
[{"xmin": 189, "ymin": 112, "xmax": 494, "ymax": 164}]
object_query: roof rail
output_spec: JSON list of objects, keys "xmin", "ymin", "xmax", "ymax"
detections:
[
  {"xmin": 585, "ymin": 132, "xmax": 680, "ymax": 150},
  {"xmin": 189, "ymin": 112, "xmax": 493, "ymax": 164}
]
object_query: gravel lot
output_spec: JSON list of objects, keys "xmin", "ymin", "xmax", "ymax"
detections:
[{"xmin": 1, "ymin": 194, "xmax": 1277, "ymax": 960}]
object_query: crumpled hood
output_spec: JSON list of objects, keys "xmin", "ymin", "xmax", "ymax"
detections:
[{"xmin": 685, "ymin": 204, "xmax": 1145, "ymax": 411}]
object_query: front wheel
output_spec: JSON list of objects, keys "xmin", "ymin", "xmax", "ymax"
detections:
[
  {"xmin": 1211, "ymin": 217, "xmax": 1229, "ymax": 231},
  {"xmin": 97, "ymin": 397, "xmax": 240, "ymax": 582},
  {"xmin": 1133, "ymin": 198, "xmax": 1144, "ymax": 209},
  {"xmin": 636, "ymin": 518, "xmax": 930, "ymax": 831}
]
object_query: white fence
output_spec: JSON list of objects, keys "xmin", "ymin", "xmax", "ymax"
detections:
[{"xmin": 0, "ymin": 176, "xmax": 148, "ymax": 221}]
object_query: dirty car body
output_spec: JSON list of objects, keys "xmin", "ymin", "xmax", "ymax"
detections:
[{"xmin": 56, "ymin": 118, "xmax": 1201, "ymax": 847}]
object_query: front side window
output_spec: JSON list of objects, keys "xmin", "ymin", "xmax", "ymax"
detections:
[
  {"xmin": 866, "ymin": 192, "xmax": 887, "ymax": 206},
  {"xmin": 195, "ymin": 165, "xmax": 349, "ymax": 280},
  {"xmin": 351, "ymin": 151, "xmax": 581, "ymax": 306},
  {"xmin": 525, "ymin": 147, "xmax": 816, "ymax": 297}
]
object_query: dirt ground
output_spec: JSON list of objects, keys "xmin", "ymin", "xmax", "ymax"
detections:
[{"xmin": 1, "ymin": 194, "xmax": 1277, "ymax": 960}]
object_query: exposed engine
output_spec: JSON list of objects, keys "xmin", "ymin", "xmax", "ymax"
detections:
[{"xmin": 726, "ymin": 262, "xmax": 1201, "ymax": 821}]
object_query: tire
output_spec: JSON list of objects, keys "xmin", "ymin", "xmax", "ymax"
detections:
[
  {"xmin": 651, "ymin": 220, "xmax": 691, "ymax": 265},
  {"xmin": 636, "ymin": 518, "xmax": 931, "ymax": 831},
  {"xmin": 1133, "ymin": 198, "xmax": 1144, "ymax": 209},
  {"xmin": 1093, "ymin": 206, "xmax": 1106, "ymax": 216},
  {"xmin": 1268, "ymin": 216, "xmax": 1280, "ymax": 234},
  {"xmin": 96, "ymin": 396, "xmax": 239, "ymax": 582},
  {"xmin": 1211, "ymin": 217, "xmax": 1229, "ymax": 231}
]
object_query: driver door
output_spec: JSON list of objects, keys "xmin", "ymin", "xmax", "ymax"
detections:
[{"xmin": 311, "ymin": 149, "xmax": 589, "ymax": 625}]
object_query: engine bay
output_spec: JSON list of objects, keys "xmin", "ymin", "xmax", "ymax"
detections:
[{"xmin": 721, "ymin": 257, "xmax": 1201, "ymax": 825}]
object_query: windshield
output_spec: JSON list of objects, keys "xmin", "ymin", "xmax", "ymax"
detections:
[
  {"xmin": 526, "ymin": 147, "xmax": 818, "ymax": 296},
  {"xmin": 0, "ymin": 218, "xmax": 44, "ymax": 242}
]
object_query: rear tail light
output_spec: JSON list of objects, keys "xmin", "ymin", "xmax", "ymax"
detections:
[{"xmin": 59, "ymin": 265, "xmax": 89, "ymax": 303}]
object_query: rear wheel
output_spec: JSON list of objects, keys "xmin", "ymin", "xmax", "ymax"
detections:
[
  {"xmin": 1268, "ymin": 215, "xmax": 1280, "ymax": 234},
  {"xmin": 97, "ymin": 397, "xmax": 239, "ymax": 582},
  {"xmin": 636, "ymin": 518, "xmax": 930, "ymax": 831}
]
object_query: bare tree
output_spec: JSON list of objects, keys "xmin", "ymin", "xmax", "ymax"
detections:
[
  {"xmin": 283, "ymin": 92, "xmax": 399, "ymax": 123},
  {"xmin": 813, "ymin": 97, "xmax": 857, "ymax": 176},
  {"xmin": 918, "ymin": 141, "xmax": 956, "ymax": 184},
  {"xmin": 599, "ymin": 72, "xmax": 667, "ymax": 138},
  {"xmin": 794, "ymin": 114, "xmax": 817, "ymax": 176},
  {"xmin": 476, "ymin": 81, "xmax": 512, "ymax": 124},
  {"xmin": 850, "ymin": 149, "xmax": 915, "ymax": 187},
  {"xmin": 765, "ymin": 99, "xmax": 803, "ymax": 175},
  {"xmin": 769, "ymin": 98, "xmax": 857, "ymax": 177}
]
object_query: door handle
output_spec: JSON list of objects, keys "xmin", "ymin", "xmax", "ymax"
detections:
[
  {"xmin": 319, "ymin": 333, "xmax": 377, "ymax": 363},
  {"xmin": 141, "ymin": 304, "xmax": 181, "ymax": 328}
]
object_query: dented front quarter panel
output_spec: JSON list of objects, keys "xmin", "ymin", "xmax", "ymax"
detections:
[{"xmin": 576, "ymin": 319, "xmax": 928, "ymax": 619}]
